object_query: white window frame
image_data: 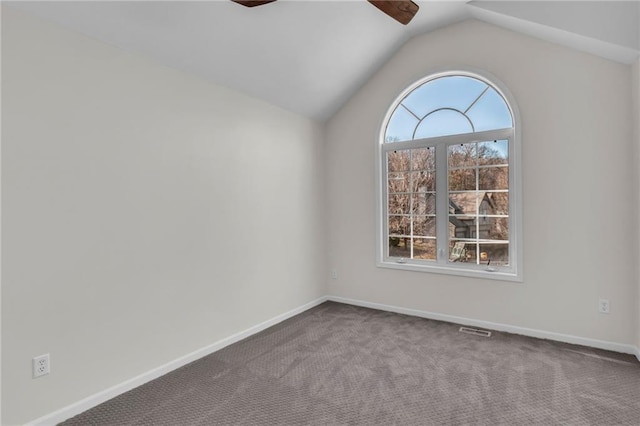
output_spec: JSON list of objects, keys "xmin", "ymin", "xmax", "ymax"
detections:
[{"xmin": 375, "ymin": 69, "xmax": 523, "ymax": 282}]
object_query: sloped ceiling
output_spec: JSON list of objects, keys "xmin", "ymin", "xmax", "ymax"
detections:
[{"xmin": 6, "ymin": 1, "xmax": 639, "ymax": 121}]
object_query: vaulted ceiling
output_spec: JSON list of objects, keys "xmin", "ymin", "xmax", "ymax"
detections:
[{"xmin": 8, "ymin": 1, "xmax": 640, "ymax": 121}]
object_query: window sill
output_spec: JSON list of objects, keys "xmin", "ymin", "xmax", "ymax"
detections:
[{"xmin": 377, "ymin": 259, "xmax": 522, "ymax": 282}]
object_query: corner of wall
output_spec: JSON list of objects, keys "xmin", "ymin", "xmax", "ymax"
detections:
[
  {"xmin": 634, "ymin": 58, "xmax": 640, "ymax": 355},
  {"xmin": 0, "ymin": 4, "xmax": 4, "ymax": 424},
  {"xmin": 631, "ymin": 57, "xmax": 640, "ymax": 357}
]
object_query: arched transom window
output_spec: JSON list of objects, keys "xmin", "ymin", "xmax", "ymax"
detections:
[{"xmin": 377, "ymin": 71, "xmax": 522, "ymax": 281}]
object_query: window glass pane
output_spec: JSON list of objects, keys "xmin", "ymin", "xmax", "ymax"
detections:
[
  {"xmin": 411, "ymin": 171, "xmax": 435, "ymax": 192},
  {"xmin": 413, "ymin": 238, "xmax": 436, "ymax": 260},
  {"xmin": 385, "ymin": 106, "xmax": 419, "ymax": 143},
  {"xmin": 448, "ymin": 239, "xmax": 509, "ymax": 265},
  {"xmin": 402, "ymin": 76, "xmax": 488, "ymax": 119},
  {"xmin": 388, "ymin": 172, "xmax": 410, "ymax": 193},
  {"xmin": 415, "ymin": 110, "xmax": 473, "ymax": 139},
  {"xmin": 411, "ymin": 147, "xmax": 435, "ymax": 171},
  {"xmin": 413, "ymin": 216, "xmax": 436, "ymax": 237},
  {"xmin": 449, "ymin": 169, "xmax": 476, "ymax": 192},
  {"xmin": 389, "ymin": 236, "xmax": 410, "ymax": 258},
  {"xmin": 386, "ymin": 77, "xmax": 512, "ymax": 142},
  {"xmin": 478, "ymin": 243, "xmax": 509, "ymax": 266},
  {"xmin": 449, "ymin": 143, "xmax": 477, "ymax": 168},
  {"xmin": 466, "ymin": 87, "xmax": 512, "ymax": 131},
  {"xmin": 388, "ymin": 150, "xmax": 411, "ymax": 172},
  {"xmin": 477, "ymin": 194, "xmax": 493, "ymax": 217},
  {"xmin": 464, "ymin": 241, "xmax": 480, "ymax": 263},
  {"xmin": 388, "ymin": 194, "xmax": 410, "ymax": 215},
  {"xmin": 484, "ymin": 192, "xmax": 509, "ymax": 215},
  {"xmin": 478, "ymin": 140, "xmax": 508, "ymax": 165},
  {"xmin": 479, "ymin": 166, "xmax": 508, "ymax": 190},
  {"xmin": 449, "ymin": 240, "xmax": 471, "ymax": 262},
  {"xmin": 413, "ymin": 192, "xmax": 436, "ymax": 215},
  {"xmin": 449, "ymin": 215, "xmax": 476, "ymax": 239},
  {"xmin": 449, "ymin": 192, "xmax": 479, "ymax": 216},
  {"xmin": 479, "ymin": 217, "xmax": 509, "ymax": 241},
  {"xmin": 388, "ymin": 215, "xmax": 410, "ymax": 236}
]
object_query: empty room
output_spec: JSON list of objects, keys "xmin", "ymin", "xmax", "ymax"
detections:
[{"xmin": 2, "ymin": 1, "xmax": 640, "ymax": 425}]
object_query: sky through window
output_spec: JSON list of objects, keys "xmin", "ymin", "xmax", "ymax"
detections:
[{"xmin": 385, "ymin": 75, "xmax": 512, "ymax": 144}]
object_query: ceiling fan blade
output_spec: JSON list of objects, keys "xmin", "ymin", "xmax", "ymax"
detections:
[
  {"xmin": 367, "ymin": 0, "xmax": 419, "ymax": 25},
  {"xmin": 231, "ymin": 0, "xmax": 277, "ymax": 7}
]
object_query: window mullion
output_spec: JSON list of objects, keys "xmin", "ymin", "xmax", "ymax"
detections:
[
  {"xmin": 475, "ymin": 152, "xmax": 480, "ymax": 264},
  {"xmin": 409, "ymin": 150, "xmax": 414, "ymax": 259},
  {"xmin": 383, "ymin": 153, "xmax": 389, "ymax": 259},
  {"xmin": 435, "ymin": 142, "xmax": 448, "ymax": 264}
]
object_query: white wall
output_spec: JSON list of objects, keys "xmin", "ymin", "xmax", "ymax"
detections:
[
  {"xmin": 636, "ymin": 0, "xmax": 640, "ymax": 357},
  {"xmin": 634, "ymin": 59, "xmax": 640, "ymax": 353},
  {"xmin": 326, "ymin": 20, "xmax": 636, "ymax": 346},
  {"xmin": 1, "ymin": 7, "xmax": 326, "ymax": 425},
  {"xmin": 470, "ymin": 1, "xmax": 639, "ymax": 51}
]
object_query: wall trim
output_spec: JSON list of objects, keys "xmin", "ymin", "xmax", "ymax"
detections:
[
  {"xmin": 24, "ymin": 294, "xmax": 640, "ymax": 425},
  {"xmin": 327, "ymin": 296, "xmax": 640, "ymax": 360},
  {"xmin": 26, "ymin": 296, "xmax": 329, "ymax": 426}
]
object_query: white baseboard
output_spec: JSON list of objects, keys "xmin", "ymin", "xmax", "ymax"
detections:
[
  {"xmin": 327, "ymin": 295, "xmax": 640, "ymax": 359},
  {"xmin": 24, "ymin": 294, "xmax": 640, "ymax": 425},
  {"xmin": 27, "ymin": 296, "xmax": 329, "ymax": 426}
]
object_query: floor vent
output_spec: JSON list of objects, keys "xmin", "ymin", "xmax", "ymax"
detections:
[{"xmin": 459, "ymin": 326, "xmax": 492, "ymax": 337}]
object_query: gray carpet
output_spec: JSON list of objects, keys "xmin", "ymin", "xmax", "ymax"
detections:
[{"xmin": 61, "ymin": 302, "xmax": 640, "ymax": 425}]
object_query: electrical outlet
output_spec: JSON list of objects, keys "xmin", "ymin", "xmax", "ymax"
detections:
[
  {"xmin": 598, "ymin": 299, "xmax": 610, "ymax": 314},
  {"xmin": 330, "ymin": 269, "xmax": 338, "ymax": 280},
  {"xmin": 33, "ymin": 354, "xmax": 50, "ymax": 378}
]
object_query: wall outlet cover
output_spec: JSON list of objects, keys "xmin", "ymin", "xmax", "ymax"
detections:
[{"xmin": 33, "ymin": 354, "xmax": 50, "ymax": 378}]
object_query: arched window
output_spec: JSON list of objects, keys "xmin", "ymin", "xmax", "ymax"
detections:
[{"xmin": 377, "ymin": 71, "xmax": 522, "ymax": 281}]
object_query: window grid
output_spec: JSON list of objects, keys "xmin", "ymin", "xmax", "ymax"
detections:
[
  {"xmin": 447, "ymin": 140, "xmax": 510, "ymax": 266},
  {"xmin": 378, "ymin": 71, "xmax": 520, "ymax": 280},
  {"xmin": 386, "ymin": 147, "xmax": 437, "ymax": 261}
]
